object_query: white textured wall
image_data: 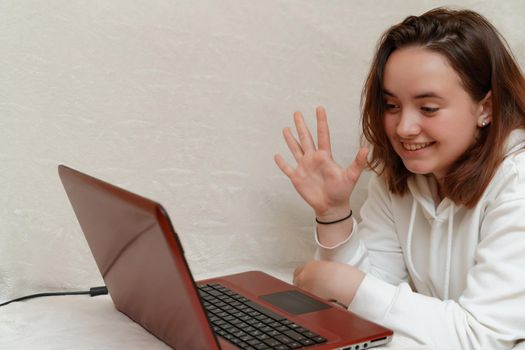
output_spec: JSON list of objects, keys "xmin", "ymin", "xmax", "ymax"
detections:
[{"xmin": 1, "ymin": 1, "xmax": 524, "ymax": 299}]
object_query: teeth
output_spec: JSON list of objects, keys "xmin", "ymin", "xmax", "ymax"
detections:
[{"xmin": 402, "ymin": 142, "xmax": 433, "ymax": 151}]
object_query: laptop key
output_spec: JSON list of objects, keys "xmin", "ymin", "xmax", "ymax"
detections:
[
  {"xmin": 275, "ymin": 325, "xmax": 289, "ymax": 332},
  {"xmin": 256, "ymin": 334, "xmax": 270, "ymax": 341},
  {"xmin": 274, "ymin": 335, "xmax": 293, "ymax": 344},
  {"xmin": 275, "ymin": 346, "xmax": 290, "ymax": 350},
  {"xmin": 266, "ymin": 330, "xmax": 281, "ymax": 337},
  {"xmin": 241, "ymin": 334, "xmax": 255, "ymax": 342},
  {"xmin": 262, "ymin": 338, "xmax": 282, "ymax": 347},
  {"xmin": 254, "ymin": 344, "xmax": 270, "ymax": 350},
  {"xmin": 247, "ymin": 339, "xmax": 263, "ymax": 346},
  {"xmin": 260, "ymin": 326, "xmax": 273, "ymax": 333},
  {"xmin": 301, "ymin": 331, "xmax": 317, "ymax": 338},
  {"xmin": 312, "ymin": 336, "xmax": 327, "ymax": 343},
  {"xmin": 299, "ymin": 338, "xmax": 315, "ymax": 346},
  {"xmin": 283, "ymin": 330, "xmax": 306, "ymax": 342},
  {"xmin": 248, "ymin": 329, "xmax": 264, "ymax": 337},
  {"xmin": 243, "ymin": 326, "xmax": 256, "ymax": 333},
  {"xmin": 295, "ymin": 327, "xmax": 308, "ymax": 333}
]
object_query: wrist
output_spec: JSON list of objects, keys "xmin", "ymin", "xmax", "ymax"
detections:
[
  {"xmin": 336, "ymin": 268, "xmax": 365, "ymax": 307},
  {"xmin": 316, "ymin": 205, "xmax": 351, "ymax": 223},
  {"xmin": 316, "ymin": 210, "xmax": 352, "ymax": 225}
]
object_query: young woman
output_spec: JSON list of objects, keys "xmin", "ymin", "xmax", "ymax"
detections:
[{"xmin": 275, "ymin": 8, "xmax": 525, "ymax": 350}]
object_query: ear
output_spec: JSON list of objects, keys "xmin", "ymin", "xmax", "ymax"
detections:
[{"xmin": 477, "ymin": 91, "xmax": 493, "ymax": 128}]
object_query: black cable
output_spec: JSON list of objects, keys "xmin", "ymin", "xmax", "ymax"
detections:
[{"xmin": 0, "ymin": 286, "xmax": 108, "ymax": 307}]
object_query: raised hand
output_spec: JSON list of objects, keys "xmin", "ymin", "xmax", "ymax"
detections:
[{"xmin": 274, "ymin": 106, "xmax": 368, "ymax": 221}]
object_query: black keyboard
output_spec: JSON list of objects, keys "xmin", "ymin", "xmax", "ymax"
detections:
[{"xmin": 198, "ymin": 283, "xmax": 327, "ymax": 350}]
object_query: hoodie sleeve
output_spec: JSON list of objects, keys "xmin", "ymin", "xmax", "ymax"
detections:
[{"xmin": 315, "ymin": 175, "xmax": 410, "ymax": 286}]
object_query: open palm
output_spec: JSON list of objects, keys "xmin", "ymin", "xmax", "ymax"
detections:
[{"xmin": 274, "ymin": 107, "xmax": 368, "ymax": 219}]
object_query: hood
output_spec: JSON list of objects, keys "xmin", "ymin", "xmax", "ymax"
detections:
[{"xmin": 504, "ymin": 129, "xmax": 525, "ymax": 157}]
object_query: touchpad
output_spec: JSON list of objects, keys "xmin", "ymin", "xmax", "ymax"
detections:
[{"xmin": 260, "ymin": 290, "xmax": 331, "ymax": 315}]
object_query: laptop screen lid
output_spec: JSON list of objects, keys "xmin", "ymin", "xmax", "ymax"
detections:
[{"xmin": 58, "ymin": 164, "xmax": 220, "ymax": 349}]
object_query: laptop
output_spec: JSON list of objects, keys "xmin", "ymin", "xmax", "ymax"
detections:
[{"xmin": 58, "ymin": 164, "xmax": 393, "ymax": 350}]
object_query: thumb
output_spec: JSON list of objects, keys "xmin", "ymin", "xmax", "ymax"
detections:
[
  {"xmin": 345, "ymin": 147, "xmax": 369, "ymax": 183},
  {"xmin": 293, "ymin": 265, "xmax": 305, "ymax": 285}
]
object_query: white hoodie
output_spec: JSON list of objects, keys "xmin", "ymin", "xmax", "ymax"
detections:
[{"xmin": 316, "ymin": 129, "xmax": 525, "ymax": 350}]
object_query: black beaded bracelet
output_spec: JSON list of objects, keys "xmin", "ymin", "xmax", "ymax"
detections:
[{"xmin": 315, "ymin": 210, "xmax": 353, "ymax": 225}]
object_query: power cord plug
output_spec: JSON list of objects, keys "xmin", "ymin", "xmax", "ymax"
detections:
[{"xmin": 0, "ymin": 286, "xmax": 108, "ymax": 307}]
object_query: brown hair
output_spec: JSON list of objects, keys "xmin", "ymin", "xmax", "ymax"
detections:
[{"xmin": 361, "ymin": 7, "xmax": 525, "ymax": 207}]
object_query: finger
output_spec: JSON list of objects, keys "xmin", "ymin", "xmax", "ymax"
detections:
[
  {"xmin": 293, "ymin": 265, "xmax": 304, "ymax": 285},
  {"xmin": 293, "ymin": 265, "xmax": 304, "ymax": 278},
  {"xmin": 283, "ymin": 127, "xmax": 304, "ymax": 162},
  {"xmin": 293, "ymin": 111, "xmax": 316, "ymax": 153},
  {"xmin": 274, "ymin": 154, "xmax": 294, "ymax": 177},
  {"xmin": 330, "ymin": 301, "xmax": 348, "ymax": 309},
  {"xmin": 345, "ymin": 147, "xmax": 369, "ymax": 183},
  {"xmin": 316, "ymin": 106, "xmax": 332, "ymax": 155}
]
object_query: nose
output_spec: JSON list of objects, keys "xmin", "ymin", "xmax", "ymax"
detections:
[{"xmin": 396, "ymin": 109, "xmax": 421, "ymax": 138}]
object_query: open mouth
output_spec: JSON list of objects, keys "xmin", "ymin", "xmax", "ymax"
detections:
[{"xmin": 401, "ymin": 141, "xmax": 435, "ymax": 151}]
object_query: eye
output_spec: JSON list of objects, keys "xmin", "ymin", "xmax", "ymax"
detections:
[
  {"xmin": 421, "ymin": 106, "xmax": 439, "ymax": 114},
  {"xmin": 385, "ymin": 103, "xmax": 400, "ymax": 111}
]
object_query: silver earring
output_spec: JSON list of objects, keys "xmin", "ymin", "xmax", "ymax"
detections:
[{"xmin": 480, "ymin": 120, "xmax": 488, "ymax": 127}]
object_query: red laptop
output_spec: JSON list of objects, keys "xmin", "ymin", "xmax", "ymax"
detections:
[{"xmin": 58, "ymin": 164, "xmax": 393, "ymax": 350}]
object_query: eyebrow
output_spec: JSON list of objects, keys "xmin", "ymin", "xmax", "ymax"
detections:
[{"xmin": 383, "ymin": 89, "xmax": 445, "ymax": 100}]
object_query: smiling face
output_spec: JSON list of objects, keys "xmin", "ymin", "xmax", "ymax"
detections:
[{"xmin": 383, "ymin": 46, "xmax": 491, "ymax": 182}]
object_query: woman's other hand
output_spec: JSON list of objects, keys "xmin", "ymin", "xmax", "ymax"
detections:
[{"xmin": 293, "ymin": 260, "xmax": 365, "ymax": 307}]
